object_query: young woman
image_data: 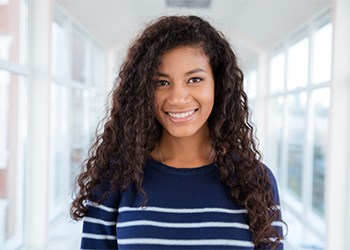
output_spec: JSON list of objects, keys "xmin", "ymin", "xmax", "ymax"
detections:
[{"xmin": 71, "ymin": 15, "xmax": 285, "ymax": 249}]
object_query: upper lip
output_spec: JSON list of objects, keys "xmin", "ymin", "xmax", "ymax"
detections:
[{"xmin": 165, "ymin": 109, "xmax": 198, "ymax": 114}]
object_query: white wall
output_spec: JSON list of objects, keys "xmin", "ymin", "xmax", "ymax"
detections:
[{"xmin": 326, "ymin": 0, "xmax": 350, "ymax": 249}]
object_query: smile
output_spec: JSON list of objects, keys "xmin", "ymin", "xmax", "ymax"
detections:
[
  {"xmin": 165, "ymin": 109, "xmax": 198, "ymax": 123},
  {"xmin": 168, "ymin": 110, "xmax": 196, "ymax": 118}
]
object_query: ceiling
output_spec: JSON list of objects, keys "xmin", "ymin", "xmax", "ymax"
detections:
[{"xmin": 55, "ymin": 0, "xmax": 331, "ymax": 70}]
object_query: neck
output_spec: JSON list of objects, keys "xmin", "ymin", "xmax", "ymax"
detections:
[{"xmin": 155, "ymin": 127, "xmax": 214, "ymax": 168}]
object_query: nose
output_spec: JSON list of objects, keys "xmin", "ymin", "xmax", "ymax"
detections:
[{"xmin": 167, "ymin": 83, "xmax": 190, "ymax": 105}]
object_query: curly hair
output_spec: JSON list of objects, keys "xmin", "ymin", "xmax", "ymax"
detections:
[{"xmin": 71, "ymin": 15, "xmax": 285, "ymax": 249}]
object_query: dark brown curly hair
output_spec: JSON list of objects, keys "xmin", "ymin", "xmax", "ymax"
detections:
[{"xmin": 71, "ymin": 15, "xmax": 285, "ymax": 249}]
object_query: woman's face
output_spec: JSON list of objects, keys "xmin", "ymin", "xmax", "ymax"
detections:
[{"xmin": 154, "ymin": 46, "xmax": 215, "ymax": 139}]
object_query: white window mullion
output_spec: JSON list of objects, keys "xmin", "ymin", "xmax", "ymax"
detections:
[
  {"xmin": 280, "ymin": 44, "xmax": 288, "ymax": 196},
  {"xmin": 14, "ymin": 77, "xmax": 27, "ymax": 248},
  {"xmin": 302, "ymin": 89, "xmax": 314, "ymax": 232},
  {"xmin": 303, "ymin": 30, "xmax": 313, "ymax": 223},
  {"xmin": 26, "ymin": 0, "xmax": 52, "ymax": 248},
  {"xmin": 280, "ymin": 94, "xmax": 288, "ymax": 198},
  {"xmin": 0, "ymin": 60, "xmax": 28, "ymax": 76}
]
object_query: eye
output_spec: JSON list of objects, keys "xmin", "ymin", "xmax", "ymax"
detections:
[
  {"xmin": 157, "ymin": 80, "xmax": 169, "ymax": 87},
  {"xmin": 188, "ymin": 77, "xmax": 202, "ymax": 84}
]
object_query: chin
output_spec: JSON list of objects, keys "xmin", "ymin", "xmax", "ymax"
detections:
[{"xmin": 165, "ymin": 127, "xmax": 202, "ymax": 139}]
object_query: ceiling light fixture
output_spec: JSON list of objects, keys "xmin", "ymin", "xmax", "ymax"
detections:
[{"xmin": 166, "ymin": 0, "xmax": 211, "ymax": 8}]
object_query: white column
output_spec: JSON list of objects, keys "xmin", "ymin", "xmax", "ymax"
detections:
[
  {"xmin": 325, "ymin": 1, "xmax": 350, "ymax": 250},
  {"xmin": 26, "ymin": 0, "xmax": 52, "ymax": 249}
]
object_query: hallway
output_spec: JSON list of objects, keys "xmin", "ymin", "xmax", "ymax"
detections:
[{"xmin": 0, "ymin": 0, "xmax": 350, "ymax": 249}]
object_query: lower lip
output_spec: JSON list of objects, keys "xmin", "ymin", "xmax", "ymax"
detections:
[{"xmin": 166, "ymin": 110, "xmax": 197, "ymax": 124}]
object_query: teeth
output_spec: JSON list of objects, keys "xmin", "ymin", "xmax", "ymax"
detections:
[{"xmin": 168, "ymin": 110, "xmax": 195, "ymax": 119}]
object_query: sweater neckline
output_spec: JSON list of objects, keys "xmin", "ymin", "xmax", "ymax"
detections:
[{"xmin": 147, "ymin": 156, "xmax": 217, "ymax": 176}]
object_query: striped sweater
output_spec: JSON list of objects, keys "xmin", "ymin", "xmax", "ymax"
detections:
[{"xmin": 81, "ymin": 157, "xmax": 284, "ymax": 249}]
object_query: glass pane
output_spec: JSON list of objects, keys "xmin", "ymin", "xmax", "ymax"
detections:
[
  {"xmin": 248, "ymin": 100, "xmax": 257, "ymax": 127},
  {"xmin": 245, "ymin": 70, "xmax": 257, "ymax": 99},
  {"xmin": 287, "ymin": 37, "xmax": 309, "ymax": 90},
  {"xmin": 0, "ymin": 72, "xmax": 10, "ymax": 168},
  {"xmin": 312, "ymin": 23, "xmax": 333, "ymax": 84},
  {"xmin": 52, "ymin": 20, "xmax": 68, "ymax": 78},
  {"xmin": 50, "ymin": 84, "xmax": 70, "ymax": 218},
  {"xmin": 90, "ymin": 45, "xmax": 106, "ymax": 129},
  {"xmin": 311, "ymin": 88, "xmax": 330, "ymax": 217},
  {"xmin": 286, "ymin": 93, "xmax": 307, "ymax": 199},
  {"xmin": 0, "ymin": 70, "xmax": 26, "ymax": 246},
  {"xmin": 0, "ymin": 0, "xmax": 28, "ymax": 65},
  {"xmin": 265, "ymin": 97, "xmax": 284, "ymax": 174},
  {"xmin": 71, "ymin": 30, "xmax": 87, "ymax": 83},
  {"xmin": 91, "ymin": 44, "xmax": 105, "ymax": 86},
  {"xmin": 70, "ymin": 89, "xmax": 90, "ymax": 185},
  {"xmin": 270, "ymin": 53, "xmax": 285, "ymax": 94}
]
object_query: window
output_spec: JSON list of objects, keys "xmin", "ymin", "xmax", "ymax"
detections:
[
  {"xmin": 311, "ymin": 23, "xmax": 332, "ymax": 84},
  {"xmin": 286, "ymin": 93, "xmax": 307, "ymax": 200},
  {"xmin": 71, "ymin": 29, "xmax": 87, "ymax": 83},
  {"xmin": 270, "ymin": 52, "xmax": 285, "ymax": 94},
  {"xmin": 0, "ymin": 71, "xmax": 9, "ymax": 169},
  {"xmin": 245, "ymin": 70, "xmax": 258, "ymax": 100},
  {"xmin": 287, "ymin": 37, "xmax": 309, "ymax": 90},
  {"xmin": 266, "ymin": 13, "xmax": 332, "ymax": 249},
  {"xmin": 90, "ymin": 44, "xmax": 107, "ymax": 128},
  {"xmin": 0, "ymin": 0, "xmax": 27, "ymax": 65},
  {"xmin": 70, "ymin": 88, "xmax": 90, "ymax": 184},
  {"xmin": 0, "ymin": 71, "xmax": 27, "ymax": 249},
  {"xmin": 265, "ymin": 96, "xmax": 284, "ymax": 178},
  {"xmin": 49, "ymin": 9, "xmax": 106, "ymax": 222},
  {"xmin": 245, "ymin": 70, "xmax": 258, "ymax": 125},
  {"xmin": 52, "ymin": 18, "xmax": 68, "ymax": 79},
  {"xmin": 0, "ymin": 0, "xmax": 28, "ymax": 248},
  {"xmin": 50, "ymin": 84, "xmax": 70, "ymax": 218},
  {"xmin": 310, "ymin": 88, "xmax": 330, "ymax": 216}
]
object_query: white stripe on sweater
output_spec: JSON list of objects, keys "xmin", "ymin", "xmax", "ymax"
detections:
[
  {"xmin": 84, "ymin": 216, "xmax": 117, "ymax": 226},
  {"xmin": 87, "ymin": 201, "xmax": 118, "ymax": 213},
  {"xmin": 117, "ymin": 220, "xmax": 250, "ymax": 229},
  {"xmin": 271, "ymin": 221, "xmax": 284, "ymax": 227},
  {"xmin": 82, "ymin": 233, "xmax": 116, "ymax": 240},
  {"xmin": 118, "ymin": 206, "xmax": 248, "ymax": 214},
  {"xmin": 117, "ymin": 238, "xmax": 254, "ymax": 247}
]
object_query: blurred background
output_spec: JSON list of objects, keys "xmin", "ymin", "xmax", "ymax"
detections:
[{"xmin": 0, "ymin": 0, "xmax": 349, "ymax": 249}]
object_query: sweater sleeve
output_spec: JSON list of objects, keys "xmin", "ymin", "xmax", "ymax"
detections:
[
  {"xmin": 80, "ymin": 184, "xmax": 119, "ymax": 250},
  {"xmin": 265, "ymin": 165, "xmax": 285, "ymax": 250}
]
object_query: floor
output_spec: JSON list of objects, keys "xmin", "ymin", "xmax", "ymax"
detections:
[{"xmin": 47, "ymin": 214, "xmax": 82, "ymax": 250}]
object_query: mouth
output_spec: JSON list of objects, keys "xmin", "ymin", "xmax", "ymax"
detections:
[{"xmin": 164, "ymin": 109, "xmax": 198, "ymax": 123}]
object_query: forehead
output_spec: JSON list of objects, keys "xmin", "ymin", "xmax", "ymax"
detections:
[{"xmin": 158, "ymin": 46, "xmax": 210, "ymax": 72}]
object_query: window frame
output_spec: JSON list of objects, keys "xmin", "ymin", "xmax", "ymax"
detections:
[
  {"xmin": 48, "ymin": 4, "xmax": 107, "ymax": 222},
  {"xmin": 0, "ymin": 0, "xmax": 29, "ymax": 248},
  {"xmin": 265, "ymin": 9, "xmax": 332, "ymax": 248}
]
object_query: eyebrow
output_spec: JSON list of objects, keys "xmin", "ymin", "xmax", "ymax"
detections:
[{"xmin": 157, "ymin": 68, "xmax": 207, "ymax": 77}]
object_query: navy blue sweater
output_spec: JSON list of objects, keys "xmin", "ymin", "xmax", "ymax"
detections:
[{"xmin": 81, "ymin": 157, "xmax": 283, "ymax": 249}]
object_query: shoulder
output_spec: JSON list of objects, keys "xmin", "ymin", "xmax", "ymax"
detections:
[
  {"xmin": 226, "ymin": 151, "xmax": 281, "ymax": 205},
  {"xmin": 260, "ymin": 163, "xmax": 281, "ymax": 204},
  {"xmin": 229, "ymin": 151, "xmax": 280, "ymax": 189},
  {"xmin": 88, "ymin": 160, "xmax": 121, "ymax": 207},
  {"xmin": 261, "ymin": 163, "xmax": 278, "ymax": 185},
  {"xmin": 90, "ymin": 181, "xmax": 120, "ymax": 208}
]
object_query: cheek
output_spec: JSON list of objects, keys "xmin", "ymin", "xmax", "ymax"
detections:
[
  {"xmin": 154, "ymin": 95, "xmax": 164, "ymax": 117},
  {"xmin": 202, "ymin": 86, "xmax": 215, "ymax": 107}
]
